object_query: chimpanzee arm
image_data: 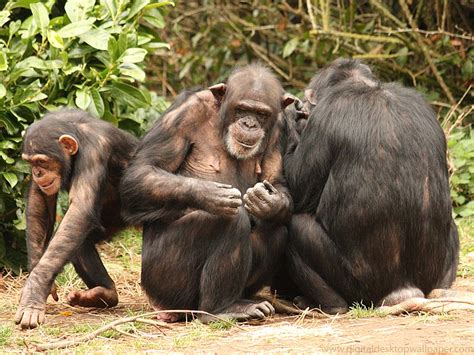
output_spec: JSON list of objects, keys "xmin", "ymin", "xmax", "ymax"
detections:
[
  {"xmin": 25, "ymin": 183, "xmax": 57, "ymax": 271},
  {"xmin": 244, "ymin": 126, "xmax": 293, "ymax": 223},
  {"xmin": 121, "ymin": 99, "xmax": 242, "ymax": 224},
  {"xmin": 284, "ymin": 107, "xmax": 335, "ymax": 213},
  {"xmin": 15, "ymin": 156, "xmax": 107, "ymax": 329}
]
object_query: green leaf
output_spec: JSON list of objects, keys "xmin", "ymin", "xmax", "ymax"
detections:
[
  {"xmin": 146, "ymin": 42, "xmax": 170, "ymax": 50},
  {"xmin": 65, "ymin": 0, "xmax": 95, "ymax": 22},
  {"xmin": 462, "ymin": 59, "xmax": 473, "ymax": 80},
  {"xmin": 89, "ymin": 89, "xmax": 105, "ymax": 118},
  {"xmin": 0, "ymin": 114, "xmax": 18, "ymax": 134},
  {"xmin": 0, "ymin": 84, "xmax": 6, "ymax": 99},
  {"xmin": 120, "ymin": 48, "xmax": 147, "ymax": 63},
  {"xmin": 75, "ymin": 89, "xmax": 91, "ymax": 110},
  {"xmin": 80, "ymin": 28, "xmax": 111, "ymax": 50},
  {"xmin": 108, "ymin": 36, "xmax": 119, "ymax": 61},
  {"xmin": 0, "ymin": 51, "xmax": 8, "ymax": 71},
  {"xmin": 109, "ymin": 82, "xmax": 150, "ymax": 108},
  {"xmin": 3, "ymin": 172, "xmax": 18, "ymax": 188},
  {"xmin": 119, "ymin": 63, "xmax": 146, "ymax": 81},
  {"xmin": 101, "ymin": 0, "xmax": 117, "ymax": 18},
  {"xmin": 58, "ymin": 19, "xmax": 94, "ymax": 38},
  {"xmin": 143, "ymin": 8, "xmax": 165, "ymax": 29},
  {"xmin": 396, "ymin": 47, "xmax": 409, "ymax": 67},
  {"xmin": 30, "ymin": 2, "xmax": 49, "ymax": 35},
  {"xmin": 30, "ymin": 92, "xmax": 47, "ymax": 102},
  {"xmin": 0, "ymin": 10, "xmax": 10, "ymax": 27},
  {"xmin": 47, "ymin": 30, "xmax": 65, "ymax": 49},
  {"xmin": 126, "ymin": 0, "xmax": 150, "ymax": 20},
  {"xmin": 10, "ymin": 0, "xmax": 41, "ymax": 9},
  {"xmin": 283, "ymin": 37, "xmax": 299, "ymax": 58},
  {"xmin": 0, "ymin": 151, "xmax": 15, "ymax": 164},
  {"xmin": 16, "ymin": 56, "xmax": 47, "ymax": 70},
  {"xmin": 144, "ymin": 1, "xmax": 175, "ymax": 9}
]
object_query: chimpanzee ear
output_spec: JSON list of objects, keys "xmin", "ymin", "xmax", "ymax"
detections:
[
  {"xmin": 305, "ymin": 89, "xmax": 317, "ymax": 106},
  {"xmin": 209, "ymin": 83, "xmax": 227, "ymax": 103},
  {"xmin": 58, "ymin": 134, "xmax": 79, "ymax": 156},
  {"xmin": 281, "ymin": 93, "xmax": 295, "ymax": 110}
]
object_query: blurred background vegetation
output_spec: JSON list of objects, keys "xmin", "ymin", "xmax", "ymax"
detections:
[{"xmin": 0, "ymin": 0, "xmax": 473, "ymax": 271}]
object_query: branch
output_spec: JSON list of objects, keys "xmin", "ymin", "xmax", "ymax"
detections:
[
  {"xmin": 309, "ymin": 29, "xmax": 403, "ymax": 44},
  {"xmin": 398, "ymin": 0, "xmax": 456, "ymax": 105},
  {"xmin": 32, "ymin": 309, "xmax": 245, "ymax": 351}
]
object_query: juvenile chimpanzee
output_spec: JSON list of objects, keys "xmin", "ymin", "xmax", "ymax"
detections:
[
  {"xmin": 281, "ymin": 58, "xmax": 459, "ymax": 313},
  {"xmin": 121, "ymin": 64, "xmax": 294, "ymax": 322},
  {"xmin": 16, "ymin": 109, "xmax": 138, "ymax": 329}
]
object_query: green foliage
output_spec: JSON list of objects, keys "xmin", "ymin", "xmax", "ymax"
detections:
[
  {"xmin": 449, "ymin": 126, "xmax": 474, "ymax": 218},
  {"xmin": 157, "ymin": 0, "xmax": 473, "ymax": 219},
  {"xmin": 0, "ymin": 0, "xmax": 173, "ymax": 271}
]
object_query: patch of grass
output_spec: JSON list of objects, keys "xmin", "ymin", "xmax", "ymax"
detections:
[
  {"xmin": 457, "ymin": 217, "xmax": 474, "ymax": 277},
  {"xmin": 208, "ymin": 318, "xmax": 237, "ymax": 331},
  {"xmin": 0, "ymin": 324, "xmax": 13, "ymax": 346},
  {"xmin": 43, "ymin": 326, "xmax": 62, "ymax": 336},
  {"xmin": 70, "ymin": 324, "xmax": 96, "ymax": 334},
  {"xmin": 349, "ymin": 302, "xmax": 388, "ymax": 318},
  {"xmin": 172, "ymin": 320, "xmax": 228, "ymax": 348},
  {"xmin": 55, "ymin": 264, "xmax": 82, "ymax": 288}
]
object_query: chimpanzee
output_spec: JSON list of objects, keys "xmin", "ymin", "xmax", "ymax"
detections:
[
  {"xmin": 280, "ymin": 58, "xmax": 460, "ymax": 313},
  {"xmin": 121, "ymin": 64, "xmax": 294, "ymax": 322},
  {"xmin": 16, "ymin": 109, "xmax": 138, "ymax": 329}
]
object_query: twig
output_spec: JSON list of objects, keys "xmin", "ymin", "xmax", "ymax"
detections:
[
  {"xmin": 306, "ymin": 0, "xmax": 317, "ymax": 31},
  {"xmin": 399, "ymin": 0, "xmax": 456, "ymax": 105},
  {"xmin": 376, "ymin": 28, "xmax": 474, "ymax": 41},
  {"xmin": 33, "ymin": 309, "xmax": 245, "ymax": 351},
  {"xmin": 309, "ymin": 29, "xmax": 403, "ymax": 44},
  {"xmin": 442, "ymin": 84, "xmax": 472, "ymax": 132},
  {"xmin": 369, "ymin": 0, "xmax": 405, "ymax": 28}
]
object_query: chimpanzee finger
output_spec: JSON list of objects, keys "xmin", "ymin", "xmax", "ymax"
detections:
[
  {"xmin": 20, "ymin": 310, "xmax": 34, "ymax": 329},
  {"xmin": 252, "ymin": 309, "xmax": 265, "ymax": 319},
  {"xmin": 262, "ymin": 180, "xmax": 278, "ymax": 194},
  {"xmin": 247, "ymin": 184, "xmax": 272, "ymax": 204},
  {"xmin": 219, "ymin": 206, "xmax": 240, "ymax": 216},
  {"xmin": 14, "ymin": 308, "xmax": 23, "ymax": 324},
  {"xmin": 260, "ymin": 301, "xmax": 275, "ymax": 316},
  {"xmin": 215, "ymin": 183, "xmax": 234, "ymax": 189}
]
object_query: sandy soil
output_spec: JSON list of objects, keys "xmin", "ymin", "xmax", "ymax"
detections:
[{"xmin": 1, "ymin": 275, "xmax": 473, "ymax": 352}]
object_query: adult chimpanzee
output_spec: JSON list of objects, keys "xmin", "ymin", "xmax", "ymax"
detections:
[
  {"xmin": 281, "ymin": 58, "xmax": 459, "ymax": 313},
  {"xmin": 16, "ymin": 109, "xmax": 138, "ymax": 329},
  {"xmin": 121, "ymin": 64, "xmax": 294, "ymax": 322}
]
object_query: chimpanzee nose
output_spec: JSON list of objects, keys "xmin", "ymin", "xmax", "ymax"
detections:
[
  {"xmin": 242, "ymin": 117, "xmax": 256, "ymax": 128},
  {"xmin": 33, "ymin": 167, "xmax": 43, "ymax": 178}
]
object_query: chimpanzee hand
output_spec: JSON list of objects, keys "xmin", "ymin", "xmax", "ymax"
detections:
[
  {"xmin": 15, "ymin": 277, "xmax": 50, "ymax": 329},
  {"xmin": 243, "ymin": 180, "xmax": 289, "ymax": 220},
  {"xmin": 199, "ymin": 181, "xmax": 242, "ymax": 216}
]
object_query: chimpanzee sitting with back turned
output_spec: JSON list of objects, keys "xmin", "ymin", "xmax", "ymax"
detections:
[
  {"xmin": 277, "ymin": 58, "xmax": 460, "ymax": 313},
  {"xmin": 16, "ymin": 109, "xmax": 138, "ymax": 329},
  {"xmin": 121, "ymin": 64, "xmax": 294, "ymax": 323}
]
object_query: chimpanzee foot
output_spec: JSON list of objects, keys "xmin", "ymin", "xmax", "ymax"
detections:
[
  {"xmin": 293, "ymin": 296, "xmax": 349, "ymax": 314},
  {"xmin": 67, "ymin": 286, "xmax": 118, "ymax": 308},
  {"xmin": 151, "ymin": 303, "xmax": 180, "ymax": 323},
  {"xmin": 15, "ymin": 303, "xmax": 46, "ymax": 329},
  {"xmin": 200, "ymin": 300, "xmax": 275, "ymax": 324}
]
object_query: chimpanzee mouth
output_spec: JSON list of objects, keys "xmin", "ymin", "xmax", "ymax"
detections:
[
  {"xmin": 40, "ymin": 179, "xmax": 56, "ymax": 190},
  {"xmin": 236, "ymin": 139, "xmax": 258, "ymax": 149}
]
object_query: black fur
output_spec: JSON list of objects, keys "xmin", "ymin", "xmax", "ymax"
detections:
[{"xmin": 280, "ymin": 58, "xmax": 459, "ymax": 310}]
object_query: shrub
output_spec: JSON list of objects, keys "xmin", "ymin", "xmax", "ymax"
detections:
[{"xmin": 0, "ymin": 0, "xmax": 173, "ymax": 272}]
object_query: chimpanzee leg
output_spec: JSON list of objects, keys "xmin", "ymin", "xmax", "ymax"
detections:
[
  {"xmin": 141, "ymin": 208, "xmax": 274, "ymax": 323},
  {"xmin": 287, "ymin": 213, "xmax": 350, "ymax": 313},
  {"xmin": 436, "ymin": 219, "xmax": 460, "ymax": 289},
  {"xmin": 68, "ymin": 238, "xmax": 118, "ymax": 308},
  {"xmin": 244, "ymin": 222, "xmax": 288, "ymax": 297}
]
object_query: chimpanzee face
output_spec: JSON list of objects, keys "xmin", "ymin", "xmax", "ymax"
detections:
[
  {"xmin": 225, "ymin": 99, "xmax": 273, "ymax": 160},
  {"xmin": 22, "ymin": 154, "xmax": 63, "ymax": 195},
  {"xmin": 22, "ymin": 134, "xmax": 78, "ymax": 196}
]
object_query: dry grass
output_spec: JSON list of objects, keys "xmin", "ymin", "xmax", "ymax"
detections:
[{"xmin": 0, "ymin": 220, "xmax": 473, "ymax": 352}]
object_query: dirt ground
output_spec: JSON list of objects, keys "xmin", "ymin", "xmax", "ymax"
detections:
[{"xmin": 1, "ymin": 275, "xmax": 473, "ymax": 352}]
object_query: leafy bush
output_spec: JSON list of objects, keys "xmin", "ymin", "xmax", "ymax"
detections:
[
  {"xmin": 449, "ymin": 126, "xmax": 474, "ymax": 218},
  {"xmin": 0, "ymin": 0, "xmax": 173, "ymax": 272}
]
